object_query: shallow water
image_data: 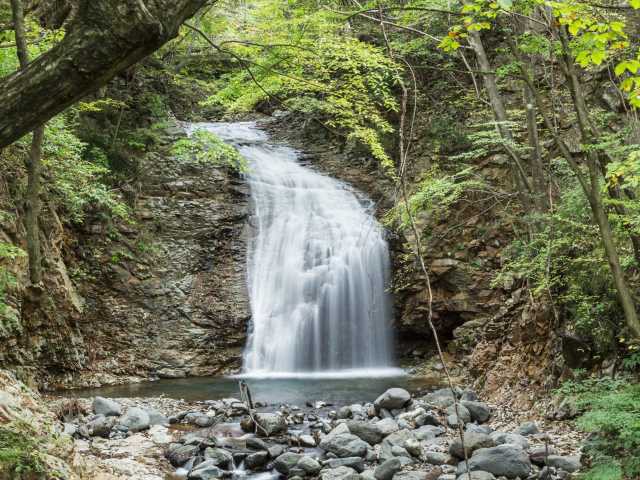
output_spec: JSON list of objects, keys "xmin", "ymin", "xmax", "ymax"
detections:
[{"xmin": 63, "ymin": 373, "xmax": 441, "ymax": 405}]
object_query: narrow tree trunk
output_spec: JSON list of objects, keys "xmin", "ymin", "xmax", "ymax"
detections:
[{"xmin": 11, "ymin": 0, "xmax": 44, "ymax": 285}]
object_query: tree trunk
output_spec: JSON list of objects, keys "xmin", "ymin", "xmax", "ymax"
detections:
[
  {"xmin": 0, "ymin": 0, "xmax": 209, "ymax": 148},
  {"xmin": 11, "ymin": 0, "xmax": 44, "ymax": 285}
]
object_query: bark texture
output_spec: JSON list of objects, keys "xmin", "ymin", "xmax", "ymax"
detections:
[{"xmin": 0, "ymin": 0, "xmax": 208, "ymax": 148}]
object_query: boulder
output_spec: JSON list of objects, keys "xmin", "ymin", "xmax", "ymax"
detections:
[
  {"xmin": 449, "ymin": 431, "xmax": 495, "ymax": 459},
  {"xmin": 299, "ymin": 434, "xmax": 317, "ymax": 447},
  {"xmin": 546, "ymin": 455, "xmax": 581, "ymax": 473},
  {"xmin": 460, "ymin": 401, "xmax": 491, "ymax": 423},
  {"xmin": 188, "ymin": 461, "xmax": 226, "ymax": 480},
  {"xmin": 375, "ymin": 388, "xmax": 411, "ymax": 410},
  {"xmin": 423, "ymin": 389, "xmax": 456, "ymax": 408},
  {"xmin": 488, "ymin": 432, "xmax": 529, "ymax": 450},
  {"xmin": 147, "ymin": 408, "xmax": 169, "ymax": 426},
  {"xmin": 325, "ymin": 457, "xmax": 365, "ymax": 473},
  {"xmin": 320, "ymin": 466, "xmax": 361, "ymax": 480},
  {"xmin": 456, "ymin": 472, "xmax": 495, "ymax": 480},
  {"xmin": 92, "ymin": 397, "xmax": 122, "ymax": 417},
  {"xmin": 120, "ymin": 407, "xmax": 150, "ymax": 432},
  {"xmin": 255, "ymin": 413, "xmax": 288, "ymax": 436},
  {"xmin": 514, "ymin": 421, "xmax": 539, "ymax": 436},
  {"xmin": 297, "ymin": 456, "xmax": 322, "ymax": 475},
  {"xmin": 529, "ymin": 446, "xmax": 558, "ymax": 465},
  {"xmin": 392, "ymin": 472, "xmax": 428, "ymax": 480},
  {"xmin": 380, "ymin": 429, "xmax": 418, "ymax": 461},
  {"xmin": 414, "ymin": 425, "xmax": 445, "ymax": 441},
  {"xmin": 203, "ymin": 447, "xmax": 233, "ymax": 468},
  {"xmin": 274, "ymin": 452, "xmax": 303, "ymax": 475},
  {"xmin": 320, "ymin": 433, "xmax": 369, "ymax": 458},
  {"xmin": 423, "ymin": 451, "xmax": 450, "ymax": 465},
  {"xmin": 374, "ymin": 458, "xmax": 402, "ymax": 480},
  {"xmin": 166, "ymin": 443, "xmax": 199, "ymax": 467},
  {"xmin": 82, "ymin": 415, "xmax": 115, "ymax": 438},
  {"xmin": 459, "ymin": 444, "xmax": 531, "ymax": 479},
  {"xmin": 376, "ymin": 418, "xmax": 400, "ymax": 436},
  {"xmin": 347, "ymin": 420, "xmax": 384, "ymax": 445},
  {"xmin": 244, "ymin": 451, "xmax": 269, "ymax": 470},
  {"xmin": 446, "ymin": 404, "xmax": 471, "ymax": 427}
]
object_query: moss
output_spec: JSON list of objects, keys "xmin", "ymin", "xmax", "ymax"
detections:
[{"xmin": 0, "ymin": 424, "xmax": 46, "ymax": 480}]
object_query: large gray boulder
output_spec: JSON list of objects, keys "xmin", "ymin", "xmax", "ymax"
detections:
[
  {"xmin": 376, "ymin": 418, "xmax": 400, "ymax": 436},
  {"xmin": 414, "ymin": 425, "xmax": 445, "ymax": 441},
  {"xmin": 374, "ymin": 388, "xmax": 411, "ymax": 410},
  {"xmin": 120, "ymin": 407, "xmax": 150, "ymax": 432},
  {"xmin": 320, "ymin": 433, "xmax": 369, "ymax": 458},
  {"xmin": 203, "ymin": 447, "xmax": 233, "ymax": 468},
  {"xmin": 245, "ymin": 451, "xmax": 269, "ymax": 470},
  {"xmin": 165, "ymin": 443, "xmax": 199, "ymax": 467},
  {"xmin": 374, "ymin": 458, "xmax": 402, "ymax": 480},
  {"xmin": 459, "ymin": 444, "xmax": 531, "ymax": 479},
  {"xmin": 514, "ymin": 421, "xmax": 539, "ymax": 436},
  {"xmin": 460, "ymin": 401, "xmax": 491, "ymax": 423},
  {"xmin": 423, "ymin": 389, "xmax": 456, "ymax": 408},
  {"xmin": 82, "ymin": 414, "xmax": 116, "ymax": 438},
  {"xmin": 380, "ymin": 429, "xmax": 418, "ymax": 461},
  {"xmin": 446, "ymin": 404, "xmax": 471, "ymax": 427},
  {"xmin": 321, "ymin": 466, "xmax": 361, "ymax": 480},
  {"xmin": 297, "ymin": 456, "xmax": 322, "ymax": 475},
  {"xmin": 449, "ymin": 431, "xmax": 495, "ymax": 459},
  {"xmin": 347, "ymin": 420, "xmax": 384, "ymax": 445},
  {"xmin": 92, "ymin": 397, "xmax": 122, "ymax": 417}
]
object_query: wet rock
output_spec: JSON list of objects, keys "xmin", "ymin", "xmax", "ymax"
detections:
[
  {"xmin": 449, "ymin": 431, "xmax": 495, "ymax": 459},
  {"xmin": 120, "ymin": 407, "xmax": 150, "ymax": 432},
  {"xmin": 298, "ymin": 434, "xmax": 317, "ymax": 447},
  {"xmin": 321, "ymin": 466, "xmax": 361, "ymax": 480},
  {"xmin": 188, "ymin": 461, "xmax": 226, "ymax": 480},
  {"xmin": 254, "ymin": 412, "xmax": 288, "ymax": 436},
  {"xmin": 458, "ymin": 444, "xmax": 531, "ymax": 479},
  {"xmin": 460, "ymin": 401, "xmax": 490, "ymax": 423},
  {"xmin": 298, "ymin": 456, "xmax": 322, "ymax": 475},
  {"xmin": 514, "ymin": 421, "xmax": 539, "ymax": 436},
  {"xmin": 203, "ymin": 447, "xmax": 233, "ymax": 468},
  {"xmin": 268, "ymin": 444, "xmax": 285, "ymax": 458},
  {"xmin": 166, "ymin": 443, "xmax": 200, "ymax": 467},
  {"xmin": 374, "ymin": 458, "xmax": 402, "ymax": 480},
  {"xmin": 320, "ymin": 433, "xmax": 369, "ymax": 458},
  {"xmin": 93, "ymin": 397, "xmax": 122, "ymax": 417},
  {"xmin": 247, "ymin": 437, "xmax": 269, "ymax": 450},
  {"xmin": 375, "ymin": 388, "xmax": 411, "ymax": 410},
  {"xmin": 245, "ymin": 451, "xmax": 269, "ymax": 470},
  {"xmin": 325, "ymin": 457, "xmax": 365, "ymax": 473},
  {"xmin": 546, "ymin": 455, "xmax": 581, "ymax": 473},
  {"xmin": 274, "ymin": 452, "xmax": 303, "ymax": 474},
  {"xmin": 488, "ymin": 432, "xmax": 529, "ymax": 450},
  {"xmin": 347, "ymin": 420, "xmax": 384, "ymax": 445}
]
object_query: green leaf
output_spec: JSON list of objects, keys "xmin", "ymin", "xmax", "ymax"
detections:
[{"xmin": 497, "ymin": 0, "xmax": 513, "ymax": 10}]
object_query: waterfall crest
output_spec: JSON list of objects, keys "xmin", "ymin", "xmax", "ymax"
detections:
[{"xmin": 191, "ymin": 122, "xmax": 397, "ymax": 377}]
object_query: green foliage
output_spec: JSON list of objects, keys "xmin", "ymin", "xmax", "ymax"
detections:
[
  {"xmin": 172, "ymin": 129, "xmax": 247, "ymax": 171},
  {"xmin": 558, "ymin": 378, "xmax": 640, "ymax": 480},
  {"xmin": 20, "ymin": 116, "xmax": 130, "ymax": 223},
  {"xmin": 384, "ymin": 167, "xmax": 486, "ymax": 231},
  {"xmin": 0, "ymin": 242, "xmax": 25, "ymax": 329},
  {"xmin": 0, "ymin": 422, "xmax": 46, "ymax": 478},
  {"xmin": 196, "ymin": 0, "xmax": 401, "ymax": 171}
]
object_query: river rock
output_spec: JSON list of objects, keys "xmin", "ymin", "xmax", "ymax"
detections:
[
  {"xmin": 423, "ymin": 389, "xmax": 456, "ymax": 408},
  {"xmin": 269, "ymin": 444, "xmax": 285, "ymax": 458},
  {"xmin": 424, "ymin": 451, "xmax": 450, "ymax": 465},
  {"xmin": 321, "ymin": 466, "xmax": 361, "ymax": 480},
  {"xmin": 320, "ymin": 433, "xmax": 369, "ymax": 458},
  {"xmin": 414, "ymin": 425, "xmax": 445, "ymax": 441},
  {"xmin": 147, "ymin": 408, "xmax": 169, "ymax": 426},
  {"xmin": 380, "ymin": 429, "xmax": 419, "ymax": 461},
  {"xmin": 244, "ymin": 451, "xmax": 269, "ymax": 470},
  {"xmin": 547, "ymin": 455, "xmax": 581, "ymax": 472},
  {"xmin": 204, "ymin": 447, "xmax": 234, "ymax": 468},
  {"xmin": 449, "ymin": 431, "xmax": 495, "ymax": 459},
  {"xmin": 456, "ymin": 472, "xmax": 495, "ymax": 480},
  {"xmin": 188, "ymin": 461, "xmax": 225, "ymax": 480},
  {"xmin": 247, "ymin": 438, "xmax": 269, "ymax": 450},
  {"xmin": 489, "ymin": 432, "xmax": 529, "ymax": 450},
  {"xmin": 254, "ymin": 412, "xmax": 288, "ymax": 436},
  {"xmin": 274, "ymin": 452, "xmax": 303, "ymax": 474},
  {"xmin": 82, "ymin": 414, "xmax": 115, "ymax": 438},
  {"xmin": 347, "ymin": 420, "xmax": 384, "ymax": 445},
  {"xmin": 120, "ymin": 407, "xmax": 150, "ymax": 432},
  {"xmin": 460, "ymin": 401, "xmax": 491, "ymax": 423},
  {"xmin": 514, "ymin": 421, "xmax": 539, "ymax": 436},
  {"xmin": 374, "ymin": 458, "xmax": 402, "ymax": 480},
  {"xmin": 298, "ymin": 456, "xmax": 322, "ymax": 475},
  {"xmin": 93, "ymin": 397, "xmax": 122, "ymax": 417},
  {"xmin": 458, "ymin": 444, "xmax": 531, "ymax": 478},
  {"xmin": 166, "ymin": 443, "xmax": 200, "ymax": 467},
  {"xmin": 446, "ymin": 404, "xmax": 471, "ymax": 427},
  {"xmin": 325, "ymin": 457, "xmax": 364, "ymax": 472},
  {"xmin": 374, "ymin": 388, "xmax": 411, "ymax": 410},
  {"xmin": 392, "ymin": 471, "xmax": 428, "ymax": 480},
  {"xmin": 376, "ymin": 418, "xmax": 400, "ymax": 436},
  {"xmin": 529, "ymin": 446, "xmax": 558, "ymax": 465}
]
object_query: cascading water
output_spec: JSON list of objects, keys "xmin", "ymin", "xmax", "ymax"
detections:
[{"xmin": 190, "ymin": 122, "xmax": 397, "ymax": 377}]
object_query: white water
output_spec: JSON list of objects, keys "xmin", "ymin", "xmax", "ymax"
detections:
[{"xmin": 189, "ymin": 122, "xmax": 397, "ymax": 377}]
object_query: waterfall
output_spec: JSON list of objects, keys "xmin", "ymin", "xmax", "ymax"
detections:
[{"xmin": 190, "ymin": 122, "xmax": 397, "ymax": 377}]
